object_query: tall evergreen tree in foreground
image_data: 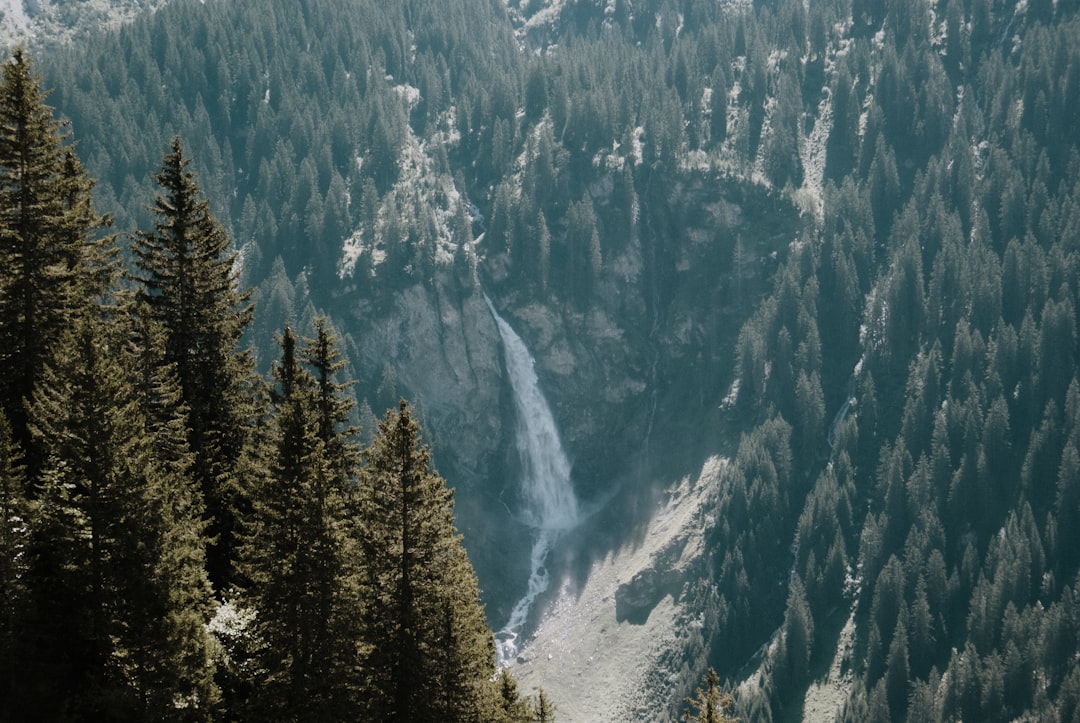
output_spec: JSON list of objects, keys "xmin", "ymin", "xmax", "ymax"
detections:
[
  {"xmin": 302, "ymin": 316, "xmax": 360, "ymax": 478},
  {"xmin": 360, "ymin": 400, "xmax": 497, "ymax": 721},
  {"xmin": 239, "ymin": 325, "xmax": 360, "ymax": 721},
  {"xmin": 0, "ymin": 47, "xmax": 113, "ymax": 470},
  {"xmin": 0, "ymin": 409, "xmax": 28, "ymax": 720},
  {"xmin": 131, "ymin": 137, "xmax": 254, "ymax": 591},
  {"xmin": 0, "ymin": 45, "xmax": 547, "ymax": 721},
  {"xmin": 17, "ymin": 312, "xmax": 217, "ymax": 721}
]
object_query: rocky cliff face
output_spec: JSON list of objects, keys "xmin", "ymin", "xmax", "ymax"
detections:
[
  {"xmin": 0, "ymin": 0, "xmax": 171, "ymax": 48},
  {"xmin": 337, "ymin": 282, "xmax": 524, "ymax": 612},
  {"xmin": 332, "ymin": 169, "xmax": 798, "ymax": 629},
  {"xmin": 335, "ymin": 265, "xmax": 655, "ymax": 618}
]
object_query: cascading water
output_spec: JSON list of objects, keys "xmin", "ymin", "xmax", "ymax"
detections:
[{"xmin": 485, "ymin": 296, "xmax": 580, "ymax": 665}]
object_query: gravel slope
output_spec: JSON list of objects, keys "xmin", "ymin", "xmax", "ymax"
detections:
[{"xmin": 507, "ymin": 457, "xmax": 727, "ymax": 721}]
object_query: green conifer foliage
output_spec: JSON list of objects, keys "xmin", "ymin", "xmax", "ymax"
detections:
[
  {"xmin": 360, "ymin": 400, "xmax": 496, "ymax": 721},
  {"xmin": 131, "ymin": 137, "xmax": 255, "ymax": 591},
  {"xmin": 128, "ymin": 300, "xmax": 195, "ymax": 466},
  {"xmin": 781, "ymin": 574, "xmax": 815, "ymax": 686},
  {"xmin": 533, "ymin": 688, "xmax": 557, "ymax": 722},
  {"xmin": 239, "ymin": 325, "xmax": 360, "ymax": 721},
  {"xmin": 495, "ymin": 667, "xmax": 531, "ymax": 721},
  {"xmin": 0, "ymin": 409, "xmax": 28, "ymax": 720},
  {"xmin": 20, "ymin": 313, "xmax": 217, "ymax": 721},
  {"xmin": 300, "ymin": 316, "xmax": 360, "ymax": 478},
  {"xmin": 0, "ymin": 48, "xmax": 113, "ymax": 464},
  {"xmin": 683, "ymin": 668, "xmax": 737, "ymax": 723}
]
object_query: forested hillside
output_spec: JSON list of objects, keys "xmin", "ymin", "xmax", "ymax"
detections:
[
  {"xmin": 2, "ymin": 0, "xmax": 1080, "ymax": 719},
  {"xmin": 0, "ymin": 49, "xmax": 550, "ymax": 720}
]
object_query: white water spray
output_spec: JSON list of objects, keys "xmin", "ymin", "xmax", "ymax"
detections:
[{"xmin": 485, "ymin": 296, "xmax": 580, "ymax": 665}]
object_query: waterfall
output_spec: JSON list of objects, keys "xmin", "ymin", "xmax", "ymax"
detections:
[{"xmin": 485, "ymin": 296, "xmax": 580, "ymax": 665}]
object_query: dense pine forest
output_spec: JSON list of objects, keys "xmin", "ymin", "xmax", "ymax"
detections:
[
  {"xmin": 2, "ymin": 0, "xmax": 1080, "ymax": 719},
  {"xmin": 0, "ymin": 49, "xmax": 551, "ymax": 720}
]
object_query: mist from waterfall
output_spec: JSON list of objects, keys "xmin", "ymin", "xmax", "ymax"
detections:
[{"xmin": 485, "ymin": 296, "xmax": 580, "ymax": 665}]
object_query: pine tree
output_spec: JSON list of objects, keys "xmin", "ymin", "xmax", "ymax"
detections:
[
  {"xmin": 240, "ymin": 326, "xmax": 359, "ymax": 721},
  {"xmin": 781, "ymin": 574, "xmax": 815, "ymax": 686},
  {"xmin": 18, "ymin": 312, "xmax": 217, "ymax": 720},
  {"xmin": 131, "ymin": 137, "xmax": 255, "ymax": 591},
  {"xmin": 495, "ymin": 667, "xmax": 532, "ymax": 721},
  {"xmin": 360, "ymin": 400, "xmax": 496, "ymax": 721},
  {"xmin": 300, "ymin": 316, "xmax": 359, "ymax": 479},
  {"xmin": 125, "ymin": 299, "xmax": 221, "ymax": 717},
  {"xmin": 0, "ymin": 47, "xmax": 114, "ymax": 467},
  {"xmin": 533, "ymin": 689, "xmax": 557, "ymax": 722},
  {"xmin": 683, "ymin": 668, "xmax": 737, "ymax": 722},
  {"xmin": 57, "ymin": 149, "xmax": 117, "ymax": 301},
  {"xmin": 128, "ymin": 299, "xmax": 194, "ymax": 466},
  {"xmin": 884, "ymin": 613, "xmax": 910, "ymax": 717},
  {"xmin": 0, "ymin": 409, "xmax": 28, "ymax": 720}
]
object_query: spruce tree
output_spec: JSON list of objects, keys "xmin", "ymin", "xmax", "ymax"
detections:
[
  {"xmin": 683, "ymin": 668, "xmax": 737, "ymax": 723},
  {"xmin": 360, "ymin": 400, "xmax": 496, "ymax": 721},
  {"xmin": 300, "ymin": 316, "xmax": 360, "ymax": 479},
  {"xmin": 131, "ymin": 137, "xmax": 254, "ymax": 591},
  {"xmin": 240, "ymin": 326, "xmax": 359, "ymax": 721},
  {"xmin": 58, "ymin": 149, "xmax": 118, "ymax": 300},
  {"xmin": 495, "ymin": 668, "xmax": 532, "ymax": 721},
  {"xmin": 128, "ymin": 299, "xmax": 195, "ymax": 465},
  {"xmin": 533, "ymin": 689, "xmax": 557, "ymax": 722},
  {"xmin": 126, "ymin": 299, "xmax": 222, "ymax": 717},
  {"xmin": 0, "ymin": 409, "xmax": 28, "ymax": 720},
  {"xmin": 0, "ymin": 47, "xmax": 114, "ymax": 466},
  {"xmin": 18, "ymin": 312, "xmax": 217, "ymax": 721}
]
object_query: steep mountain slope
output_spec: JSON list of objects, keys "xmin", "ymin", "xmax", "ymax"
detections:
[
  {"xmin": 24, "ymin": 0, "xmax": 1080, "ymax": 718},
  {"xmin": 508, "ymin": 457, "xmax": 726, "ymax": 721},
  {"xmin": 36, "ymin": 0, "xmax": 801, "ymax": 627}
]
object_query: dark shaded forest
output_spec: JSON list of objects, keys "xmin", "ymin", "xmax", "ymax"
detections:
[{"xmin": 2, "ymin": 0, "xmax": 1080, "ymax": 719}]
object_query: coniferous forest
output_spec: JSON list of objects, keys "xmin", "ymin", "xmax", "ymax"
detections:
[
  {"xmin": 0, "ymin": 49, "xmax": 548, "ymax": 721},
  {"xmin": 2, "ymin": 0, "xmax": 1080, "ymax": 720}
]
